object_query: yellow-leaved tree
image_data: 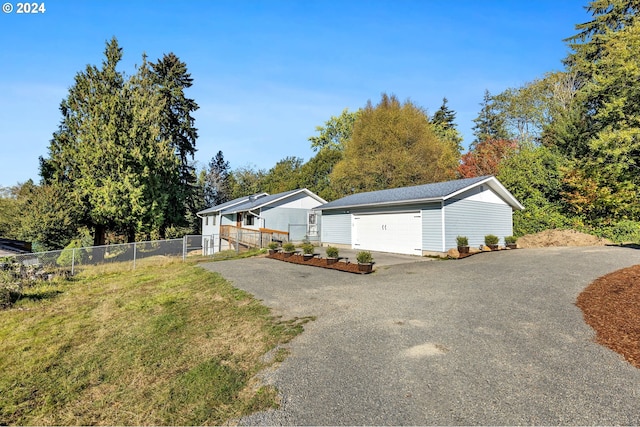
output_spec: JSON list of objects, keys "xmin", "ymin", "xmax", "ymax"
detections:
[{"xmin": 330, "ymin": 93, "xmax": 459, "ymax": 197}]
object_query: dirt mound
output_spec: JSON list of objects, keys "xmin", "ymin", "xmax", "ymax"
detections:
[{"xmin": 518, "ymin": 229, "xmax": 611, "ymax": 248}]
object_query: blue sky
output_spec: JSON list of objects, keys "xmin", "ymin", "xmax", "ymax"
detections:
[{"xmin": 0, "ymin": 0, "xmax": 591, "ymax": 188}]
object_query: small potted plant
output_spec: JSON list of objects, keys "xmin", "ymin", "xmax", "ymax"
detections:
[
  {"xmin": 301, "ymin": 243, "xmax": 315, "ymax": 261},
  {"xmin": 456, "ymin": 236, "xmax": 469, "ymax": 254},
  {"xmin": 505, "ymin": 236, "xmax": 518, "ymax": 249},
  {"xmin": 282, "ymin": 242, "xmax": 296, "ymax": 258},
  {"xmin": 356, "ymin": 250, "xmax": 374, "ymax": 273},
  {"xmin": 485, "ymin": 234, "xmax": 499, "ymax": 250},
  {"xmin": 267, "ymin": 241, "xmax": 279, "ymax": 255},
  {"xmin": 325, "ymin": 246, "xmax": 339, "ymax": 265}
]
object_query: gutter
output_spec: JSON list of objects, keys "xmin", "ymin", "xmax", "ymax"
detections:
[{"xmin": 247, "ymin": 209, "xmax": 265, "ymax": 227}]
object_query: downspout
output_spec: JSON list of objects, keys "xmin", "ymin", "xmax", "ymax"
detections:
[
  {"xmin": 247, "ymin": 209, "xmax": 264, "ymax": 228},
  {"xmin": 441, "ymin": 199, "xmax": 446, "ymax": 252}
]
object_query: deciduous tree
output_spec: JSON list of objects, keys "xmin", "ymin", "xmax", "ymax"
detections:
[
  {"xmin": 330, "ymin": 93, "xmax": 458, "ymax": 196},
  {"xmin": 261, "ymin": 156, "xmax": 304, "ymax": 194},
  {"xmin": 308, "ymin": 108, "xmax": 359, "ymax": 152},
  {"xmin": 457, "ymin": 139, "xmax": 517, "ymax": 178}
]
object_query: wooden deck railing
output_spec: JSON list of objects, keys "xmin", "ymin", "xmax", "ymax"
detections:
[{"xmin": 220, "ymin": 225, "xmax": 289, "ymax": 249}]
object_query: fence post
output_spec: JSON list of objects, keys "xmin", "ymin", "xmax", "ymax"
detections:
[
  {"xmin": 183, "ymin": 236, "xmax": 187, "ymax": 261},
  {"xmin": 71, "ymin": 248, "xmax": 75, "ymax": 276},
  {"xmin": 133, "ymin": 242, "xmax": 137, "ymax": 270}
]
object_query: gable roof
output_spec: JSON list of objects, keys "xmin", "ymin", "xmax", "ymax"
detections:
[
  {"xmin": 222, "ymin": 188, "xmax": 327, "ymax": 214},
  {"xmin": 197, "ymin": 193, "xmax": 268, "ymax": 216},
  {"xmin": 316, "ymin": 176, "xmax": 524, "ymax": 211}
]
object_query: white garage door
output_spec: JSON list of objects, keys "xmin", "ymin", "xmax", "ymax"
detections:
[{"xmin": 352, "ymin": 212, "xmax": 422, "ymax": 256}]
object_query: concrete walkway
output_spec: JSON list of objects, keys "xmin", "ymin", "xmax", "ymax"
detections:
[{"xmin": 202, "ymin": 246, "xmax": 640, "ymax": 425}]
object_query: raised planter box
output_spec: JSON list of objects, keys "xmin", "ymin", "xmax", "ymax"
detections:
[{"xmin": 266, "ymin": 252, "xmax": 374, "ymax": 274}]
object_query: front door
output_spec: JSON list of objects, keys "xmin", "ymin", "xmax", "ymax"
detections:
[
  {"xmin": 307, "ymin": 213, "xmax": 318, "ymax": 237},
  {"xmin": 236, "ymin": 213, "xmax": 243, "ymax": 227}
]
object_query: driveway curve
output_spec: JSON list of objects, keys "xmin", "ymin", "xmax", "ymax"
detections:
[{"xmin": 201, "ymin": 246, "xmax": 640, "ymax": 425}]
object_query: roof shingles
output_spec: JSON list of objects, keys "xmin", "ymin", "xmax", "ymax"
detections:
[{"xmin": 317, "ymin": 176, "xmax": 492, "ymax": 210}]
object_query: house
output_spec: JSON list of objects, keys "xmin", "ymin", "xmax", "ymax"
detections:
[
  {"xmin": 197, "ymin": 188, "xmax": 327, "ymax": 254},
  {"xmin": 315, "ymin": 175, "xmax": 524, "ymax": 256}
]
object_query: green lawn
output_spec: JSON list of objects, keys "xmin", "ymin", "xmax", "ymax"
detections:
[{"xmin": 0, "ymin": 257, "xmax": 309, "ymax": 425}]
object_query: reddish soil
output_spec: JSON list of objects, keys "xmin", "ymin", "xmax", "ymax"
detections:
[
  {"xmin": 266, "ymin": 252, "xmax": 373, "ymax": 274},
  {"xmin": 576, "ymin": 264, "xmax": 640, "ymax": 369}
]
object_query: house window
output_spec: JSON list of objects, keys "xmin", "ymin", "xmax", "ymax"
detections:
[
  {"xmin": 205, "ymin": 216, "xmax": 209, "ymax": 226},
  {"xmin": 245, "ymin": 215, "xmax": 255, "ymax": 226},
  {"xmin": 212, "ymin": 214, "xmax": 217, "ymax": 225}
]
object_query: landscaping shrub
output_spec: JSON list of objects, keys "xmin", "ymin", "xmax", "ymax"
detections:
[
  {"xmin": 594, "ymin": 220, "xmax": 640, "ymax": 244},
  {"xmin": 356, "ymin": 251, "xmax": 373, "ymax": 264},
  {"xmin": 325, "ymin": 246, "xmax": 339, "ymax": 258},
  {"xmin": 484, "ymin": 234, "xmax": 499, "ymax": 246}
]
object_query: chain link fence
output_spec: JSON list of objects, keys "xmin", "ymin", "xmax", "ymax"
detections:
[{"xmin": 2, "ymin": 235, "xmax": 206, "ymax": 275}]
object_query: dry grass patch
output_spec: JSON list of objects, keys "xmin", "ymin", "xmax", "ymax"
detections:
[{"xmin": 0, "ymin": 259, "xmax": 307, "ymax": 425}]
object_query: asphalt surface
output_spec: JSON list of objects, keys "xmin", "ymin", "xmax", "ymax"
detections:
[{"xmin": 201, "ymin": 246, "xmax": 640, "ymax": 425}]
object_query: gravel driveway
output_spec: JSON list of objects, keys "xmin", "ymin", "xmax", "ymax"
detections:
[{"xmin": 201, "ymin": 246, "xmax": 640, "ymax": 425}]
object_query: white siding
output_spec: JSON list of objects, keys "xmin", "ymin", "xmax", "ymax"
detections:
[
  {"xmin": 321, "ymin": 212, "xmax": 351, "ymax": 245},
  {"xmin": 456, "ymin": 185, "xmax": 510, "ymax": 205},
  {"xmin": 201, "ymin": 213, "xmax": 220, "ymax": 237},
  {"xmin": 270, "ymin": 192, "xmax": 324, "ymax": 209}
]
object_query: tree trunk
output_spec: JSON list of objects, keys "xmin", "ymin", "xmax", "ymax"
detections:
[
  {"xmin": 93, "ymin": 224, "xmax": 106, "ymax": 246},
  {"xmin": 93, "ymin": 224, "xmax": 106, "ymax": 263}
]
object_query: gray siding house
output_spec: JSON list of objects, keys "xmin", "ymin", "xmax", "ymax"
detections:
[
  {"xmin": 315, "ymin": 176, "xmax": 523, "ymax": 255},
  {"xmin": 198, "ymin": 189, "xmax": 327, "ymax": 254}
]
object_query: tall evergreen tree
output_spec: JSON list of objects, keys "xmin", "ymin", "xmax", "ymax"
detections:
[
  {"xmin": 564, "ymin": 18, "xmax": 640, "ymax": 222},
  {"xmin": 564, "ymin": 0, "xmax": 640, "ymax": 67},
  {"xmin": 204, "ymin": 150, "xmax": 231, "ymax": 206},
  {"xmin": 151, "ymin": 53, "xmax": 199, "ymax": 235},
  {"xmin": 41, "ymin": 37, "xmax": 128, "ymax": 246},
  {"xmin": 40, "ymin": 38, "xmax": 195, "ymax": 246},
  {"xmin": 472, "ymin": 90, "xmax": 510, "ymax": 146},
  {"xmin": 124, "ymin": 54, "xmax": 179, "ymax": 241},
  {"xmin": 431, "ymin": 97, "xmax": 464, "ymax": 155}
]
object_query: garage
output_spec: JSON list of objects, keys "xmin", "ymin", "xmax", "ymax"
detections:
[
  {"xmin": 352, "ymin": 212, "xmax": 422, "ymax": 256},
  {"xmin": 317, "ymin": 176, "xmax": 524, "ymax": 255}
]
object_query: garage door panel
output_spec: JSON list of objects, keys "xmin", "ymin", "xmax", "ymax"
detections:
[{"xmin": 353, "ymin": 212, "xmax": 422, "ymax": 255}]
